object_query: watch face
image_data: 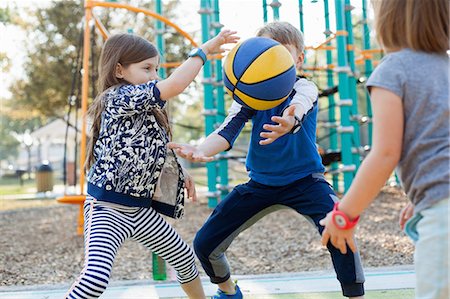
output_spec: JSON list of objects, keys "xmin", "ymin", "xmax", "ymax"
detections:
[
  {"xmin": 290, "ymin": 116, "xmax": 301, "ymax": 134},
  {"xmin": 333, "ymin": 214, "xmax": 347, "ymax": 228},
  {"xmin": 189, "ymin": 48, "xmax": 198, "ymax": 56}
]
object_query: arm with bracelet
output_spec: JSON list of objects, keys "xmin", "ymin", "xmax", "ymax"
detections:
[{"xmin": 319, "ymin": 85, "xmax": 403, "ymax": 255}]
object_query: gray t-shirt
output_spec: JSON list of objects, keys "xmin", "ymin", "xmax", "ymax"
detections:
[{"xmin": 366, "ymin": 48, "xmax": 449, "ymax": 213}]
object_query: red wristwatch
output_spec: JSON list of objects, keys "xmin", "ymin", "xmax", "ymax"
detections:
[{"xmin": 331, "ymin": 202, "xmax": 360, "ymax": 230}]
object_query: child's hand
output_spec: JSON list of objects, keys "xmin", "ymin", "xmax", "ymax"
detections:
[
  {"xmin": 319, "ymin": 212, "xmax": 358, "ymax": 254},
  {"xmin": 259, "ymin": 105, "xmax": 296, "ymax": 145},
  {"xmin": 183, "ymin": 169, "xmax": 197, "ymax": 202},
  {"xmin": 399, "ymin": 202, "xmax": 414, "ymax": 230},
  {"xmin": 201, "ymin": 29, "xmax": 239, "ymax": 55},
  {"xmin": 168, "ymin": 142, "xmax": 215, "ymax": 162}
]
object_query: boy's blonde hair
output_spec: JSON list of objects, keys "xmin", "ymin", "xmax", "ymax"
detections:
[
  {"xmin": 373, "ymin": 0, "xmax": 448, "ymax": 53},
  {"xmin": 256, "ymin": 21, "xmax": 305, "ymax": 54}
]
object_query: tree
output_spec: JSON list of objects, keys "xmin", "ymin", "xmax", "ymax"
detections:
[
  {"xmin": 8, "ymin": 1, "xmax": 85, "ymax": 119},
  {"xmin": 0, "ymin": 6, "xmax": 11, "ymax": 24},
  {"xmin": 2, "ymin": 0, "xmax": 214, "ymax": 171},
  {"xmin": 1, "ymin": 5, "xmax": 23, "ymax": 160},
  {"xmin": 0, "ymin": 113, "xmax": 21, "ymax": 161},
  {"xmin": 7, "ymin": 0, "xmax": 202, "ymax": 128},
  {"xmin": 1, "ymin": 6, "xmax": 12, "ymax": 73}
]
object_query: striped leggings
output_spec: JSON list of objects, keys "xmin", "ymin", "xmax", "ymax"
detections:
[{"xmin": 65, "ymin": 198, "xmax": 199, "ymax": 299}]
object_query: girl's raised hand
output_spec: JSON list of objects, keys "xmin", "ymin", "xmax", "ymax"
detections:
[{"xmin": 201, "ymin": 29, "xmax": 239, "ymax": 55}]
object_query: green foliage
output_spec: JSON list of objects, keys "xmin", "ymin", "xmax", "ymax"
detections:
[
  {"xmin": 0, "ymin": 7, "xmax": 11, "ymax": 24},
  {"xmin": 6, "ymin": 0, "xmax": 204, "ymax": 143},
  {"xmin": 0, "ymin": 52, "xmax": 10, "ymax": 73},
  {"xmin": 0, "ymin": 113, "xmax": 20, "ymax": 160},
  {"xmin": 0, "ymin": 6, "xmax": 12, "ymax": 72},
  {"xmin": 8, "ymin": 1, "xmax": 84, "ymax": 119}
]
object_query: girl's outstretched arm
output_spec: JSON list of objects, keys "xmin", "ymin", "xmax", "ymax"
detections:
[
  {"xmin": 320, "ymin": 87, "xmax": 404, "ymax": 254},
  {"xmin": 168, "ymin": 133, "xmax": 230, "ymax": 162},
  {"xmin": 157, "ymin": 30, "xmax": 239, "ymax": 100}
]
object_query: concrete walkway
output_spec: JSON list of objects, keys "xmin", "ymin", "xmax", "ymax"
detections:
[{"xmin": 0, "ymin": 266, "xmax": 415, "ymax": 299}]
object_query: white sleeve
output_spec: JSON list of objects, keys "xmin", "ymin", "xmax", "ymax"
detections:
[
  {"xmin": 214, "ymin": 101, "xmax": 243, "ymax": 134},
  {"xmin": 290, "ymin": 78, "xmax": 319, "ymax": 119}
]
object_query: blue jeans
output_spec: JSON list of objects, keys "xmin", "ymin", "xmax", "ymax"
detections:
[
  {"xmin": 194, "ymin": 174, "xmax": 365, "ymax": 297},
  {"xmin": 405, "ymin": 197, "xmax": 449, "ymax": 299}
]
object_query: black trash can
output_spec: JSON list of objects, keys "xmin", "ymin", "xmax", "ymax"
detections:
[{"xmin": 36, "ymin": 163, "xmax": 53, "ymax": 192}]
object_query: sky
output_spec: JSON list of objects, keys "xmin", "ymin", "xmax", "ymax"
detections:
[{"xmin": 0, "ymin": 0, "xmax": 372, "ymax": 99}]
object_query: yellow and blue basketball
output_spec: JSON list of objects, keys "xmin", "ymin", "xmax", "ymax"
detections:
[{"xmin": 223, "ymin": 37, "xmax": 296, "ymax": 111}]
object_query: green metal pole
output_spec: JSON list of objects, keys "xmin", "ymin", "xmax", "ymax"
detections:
[
  {"xmin": 155, "ymin": 0, "xmax": 166, "ymax": 79},
  {"xmin": 298, "ymin": 0, "xmax": 307, "ymax": 65},
  {"xmin": 270, "ymin": 0, "xmax": 281, "ymax": 21},
  {"xmin": 152, "ymin": 251, "xmax": 166, "ymax": 280},
  {"xmin": 153, "ymin": 0, "xmax": 167, "ymax": 282},
  {"xmin": 362, "ymin": 0, "xmax": 373, "ymax": 146},
  {"xmin": 298, "ymin": 0, "xmax": 304, "ymax": 33},
  {"xmin": 344, "ymin": 0, "xmax": 361, "ymax": 169},
  {"xmin": 263, "ymin": 0, "xmax": 268, "ymax": 23},
  {"xmin": 334, "ymin": 0, "xmax": 355, "ymax": 191},
  {"xmin": 324, "ymin": 0, "xmax": 339, "ymax": 190},
  {"xmin": 200, "ymin": 0, "xmax": 219, "ymax": 208},
  {"xmin": 213, "ymin": 0, "xmax": 229, "ymax": 199}
]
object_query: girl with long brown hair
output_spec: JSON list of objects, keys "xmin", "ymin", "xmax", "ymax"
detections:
[{"xmin": 66, "ymin": 30, "xmax": 238, "ymax": 299}]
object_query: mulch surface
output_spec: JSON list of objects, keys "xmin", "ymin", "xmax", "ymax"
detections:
[{"xmin": 0, "ymin": 186, "xmax": 414, "ymax": 287}]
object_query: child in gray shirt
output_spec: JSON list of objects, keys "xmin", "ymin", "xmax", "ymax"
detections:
[{"xmin": 319, "ymin": 0, "xmax": 449, "ymax": 298}]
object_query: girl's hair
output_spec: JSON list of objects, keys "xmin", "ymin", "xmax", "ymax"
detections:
[
  {"xmin": 86, "ymin": 33, "xmax": 171, "ymax": 170},
  {"xmin": 256, "ymin": 21, "xmax": 305, "ymax": 54},
  {"xmin": 373, "ymin": 0, "xmax": 449, "ymax": 53}
]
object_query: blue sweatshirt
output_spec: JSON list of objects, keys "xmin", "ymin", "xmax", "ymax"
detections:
[{"xmin": 216, "ymin": 78, "xmax": 324, "ymax": 186}]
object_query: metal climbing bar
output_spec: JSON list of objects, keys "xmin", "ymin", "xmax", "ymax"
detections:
[
  {"xmin": 334, "ymin": 0, "xmax": 355, "ymax": 191},
  {"xmin": 362, "ymin": 0, "xmax": 373, "ymax": 146},
  {"xmin": 213, "ymin": 0, "xmax": 230, "ymax": 200},
  {"xmin": 269, "ymin": 0, "xmax": 281, "ymax": 20},
  {"xmin": 298, "ymin": 0, "xmax": 304, "ymax": 33},
  {"xmin": 200, "ymin": 0, "xmax": 220, "ymax": 208},
  {"xmin": 155, "ymin": 0, "xmax": 166, "ymax": 79},
  {"xmin": 344, "ymin": 0, "xmax": 361, "ymax": 169},
  {"xmin": 323, "ymin": 0, "xmax": 340, "ymax": 190}
]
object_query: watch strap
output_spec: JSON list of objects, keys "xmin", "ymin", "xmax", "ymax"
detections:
[
  {"xmin": 189, "ymin": 48, "xmax": 207, "ymax": 65},
  {"xmin": 331, "ymin": 202, "xmax": 360, "ymax": 230},
  {"xmin": 281, "ymin": 105, "xmax": 302, "ymax": 134},
  {"xmin": 289, "ymin": 115, "xmax": 302, "ymax": 134}
]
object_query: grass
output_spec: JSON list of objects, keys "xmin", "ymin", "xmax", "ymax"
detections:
[
  {"xmin": 0, "ymin": 176, "xmax": 61, "ymax": 211},
  {"xmin": 0, "ymin": 177, "xmax": 36, "ymax": 196}
]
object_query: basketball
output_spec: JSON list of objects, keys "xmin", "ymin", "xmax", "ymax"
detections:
[{"xmin": 223, "ymin": 37, "xmax": 296, "ymax": 110}]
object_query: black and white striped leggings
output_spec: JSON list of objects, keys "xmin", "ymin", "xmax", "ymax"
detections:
[{"xmin": 65, "ymin": 198, "xmax": 199, "ymax": 299}]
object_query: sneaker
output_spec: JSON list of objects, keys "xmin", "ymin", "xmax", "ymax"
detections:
[{"xmin": 211, "ymin": 284, "xmax": 243, "ymax": 299}]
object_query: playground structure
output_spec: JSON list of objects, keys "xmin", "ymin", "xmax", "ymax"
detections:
[
  {"xmin": 58, "ymin": 0, "xmax": 381, "ymax": 281},
  {"xmin": 198, "ymin": 0, "xmax": 381, "ymax": 206}
]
